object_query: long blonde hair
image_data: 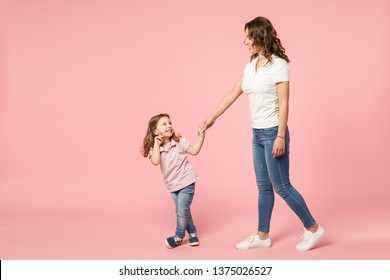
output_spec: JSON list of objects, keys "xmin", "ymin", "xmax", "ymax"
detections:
[
  {"xmin": 244, "ymin": 16, "xmax": 290, "ymax": 63},
  {"xmin": 142, "ymin": 113, "xmax": 180, "ymax": 157}
]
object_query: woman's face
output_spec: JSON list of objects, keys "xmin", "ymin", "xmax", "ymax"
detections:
[{"xmin": 244, "ymin": 28, "xmax": 261, "ymax": 55}]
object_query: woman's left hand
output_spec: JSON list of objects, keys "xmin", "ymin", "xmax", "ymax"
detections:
[{"xmin": 272, "ymin": 138, "xmax": 285, "ymax": 158}]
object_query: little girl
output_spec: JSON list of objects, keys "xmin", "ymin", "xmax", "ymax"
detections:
[{"xmin": 142, "ymin": 113, "xmax": 206, "ymax": 248}]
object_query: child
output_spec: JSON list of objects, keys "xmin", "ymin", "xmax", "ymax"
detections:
[{"xmin": 142, "ymin": 113, "xmax": 206, "ymax": 248}]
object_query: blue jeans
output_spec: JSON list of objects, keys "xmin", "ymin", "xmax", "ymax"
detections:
[
  {"xmin": 252, "ymin": 126, "xmax": 316, "ymax": 232},
  {"xmin": 170, "ymin": 183, "xmax": 197, "ymax": 238}
]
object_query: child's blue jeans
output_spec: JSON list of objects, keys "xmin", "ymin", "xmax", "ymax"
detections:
[{"xmin": 170, "ymin": 183, "xmax": 196, "ymax": 238}]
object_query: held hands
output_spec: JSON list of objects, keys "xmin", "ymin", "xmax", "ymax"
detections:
[
  {"xmin": 198, "ymin": 123, "xmax": 207, "ymax": 138},
  {"xmin": 202, "ymin": 117, "xmax": 215, "ymax": 129}
]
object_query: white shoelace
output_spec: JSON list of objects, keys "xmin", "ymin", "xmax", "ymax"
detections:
[
  {"xmin": 300, "ymin": 231, "xmax": 312, "ymax": 243},
  {"xmin": 246, "ymin": 234, "xmax": 258, "ymax": 243},
  {"xmin": 173, "ymin": 236, "xmax": 182, "ymax": 243}
]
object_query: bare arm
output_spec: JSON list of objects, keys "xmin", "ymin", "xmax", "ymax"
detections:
[
  {"xmin": 186, "ymin": 123, "xmax": 206, "ymax": 156},
  {"xmin": 150, "ymin": 135, "xmax": 163, "ymax": 165},
  {"xmin": 272, "ymin": 81, "xmax": 289, "ymax": 158},
  {"xmin": 203, "ymin": 75, "xmax": 244, "ymax": 129}
]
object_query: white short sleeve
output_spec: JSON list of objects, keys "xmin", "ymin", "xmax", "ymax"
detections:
[{"xmin": 270, "ymin": 58, "xmax": 290, "ymax": 83}]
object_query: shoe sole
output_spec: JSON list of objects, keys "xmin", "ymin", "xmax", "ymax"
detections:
[
  {"xmin": 165, "ymin": 239, "xmax": 173, "ymax": 248},
  {"xmin": 189, "ymin": 242, "xmax": 200, "ymax": 246},
  {"xmin": 296, "ymin": 229, "xmax": 325, "ymax": 251},
  {"xmin": 165, "ymin": 239, "xmax": 181, "ymax": 249},
  {"xmin": 236, "ymin": 243, "xmax": 271, "ymax": 250}
]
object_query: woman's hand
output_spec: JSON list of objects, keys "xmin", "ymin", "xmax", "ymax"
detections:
[
  {"xmin": 272, "ymin": 137, "xmax": 285, "ymax": 158},
  {"xmin": 202, "ymin": 117, "xmax": 215, "ymax": 129}
]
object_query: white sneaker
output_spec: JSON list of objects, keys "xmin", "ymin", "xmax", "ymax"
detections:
[
  {"xmin": 236, "ymin": 234, "xmax": 271, "ymax": 250},
  {"xmin": 296, "ymin": 225, "xmax": 325, "ymax": 251}
]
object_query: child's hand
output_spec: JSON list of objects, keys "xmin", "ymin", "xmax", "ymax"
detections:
[
  {"xmin": 197, "ymin": 123, "xmax": 206, "ymax": 138},
  {"xmin": 154, "ymin": 134, "xmax": 164, "ymax": 146}
]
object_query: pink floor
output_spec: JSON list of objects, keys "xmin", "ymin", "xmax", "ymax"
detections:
[{"xmin": 1, "ymin": 202, "xmax": 389, "ymax": 260}]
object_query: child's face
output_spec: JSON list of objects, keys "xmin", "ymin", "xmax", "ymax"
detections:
[{"xmin": 153, "ymin": 116, "xmax": 174, "ymax": 139}]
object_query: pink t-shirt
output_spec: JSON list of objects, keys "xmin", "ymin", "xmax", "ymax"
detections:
[{"xmin": 151, "ymin": 137, "xmax": 198, "ymax": 192}]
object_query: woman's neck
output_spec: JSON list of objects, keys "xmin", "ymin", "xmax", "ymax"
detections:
[{"xmin": 257, "ymin": 53, "xmax": 266, "ymax": 63}]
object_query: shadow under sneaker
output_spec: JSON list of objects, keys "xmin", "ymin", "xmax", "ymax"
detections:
[
  {"xmin": 189, "ymin": 233, "xmax": 199, "ymax": 246},
  {"xmin": 165, "ymin": 235, "xmax": 183, "ymax": 248},
  {"xmin": 296, "ymin": 225, "xmax": 325, "ymax": 251},
  {"xmin": 235, "ymin": 234, "xmax": 271, "ymax": 250}
]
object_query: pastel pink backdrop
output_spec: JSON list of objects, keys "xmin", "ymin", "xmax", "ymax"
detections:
[{"xmin": 1, "ymin": 0, "xmax": 389, "ymax": 259}]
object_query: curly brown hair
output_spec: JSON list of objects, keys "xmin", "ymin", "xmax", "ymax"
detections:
[
  {"xmin": 142, "ymin": 113, "xmax": 181, "ymax": 157},
  {"xmin": 244, "ymin": 17, "xmax": 290, "ymax": 63}
]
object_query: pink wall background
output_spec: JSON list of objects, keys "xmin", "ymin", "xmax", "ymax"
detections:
[{"xmin": 1, "ymin": 0, "xmax": 390, "ymax": 259}]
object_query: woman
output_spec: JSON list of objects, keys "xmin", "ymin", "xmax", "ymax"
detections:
[{"xmin": 203, "ymin": 16, "xmax": 325, "ymax": 251}]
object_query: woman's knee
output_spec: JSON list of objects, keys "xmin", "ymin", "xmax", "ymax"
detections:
[{"xmin": 274, "ymin": 183, "xmax": 293, "ymax": 198}]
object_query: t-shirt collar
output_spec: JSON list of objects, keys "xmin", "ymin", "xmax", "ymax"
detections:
[
  {"xmin": 254, "ymin": 54, "xmax": 276, "ymax": 66},
  {"xmin": 159, "ymin": 138, "xmax": 177, "ymax": 152}
]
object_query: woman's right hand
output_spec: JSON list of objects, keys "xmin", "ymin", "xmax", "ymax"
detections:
[{"xmin": 202, "ymin": 117, "xmax": 215, "ymax": 129}]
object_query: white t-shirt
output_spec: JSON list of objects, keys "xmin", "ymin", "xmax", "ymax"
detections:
[{"xmin": 242, "ymin": 55, "xmax": 289, "ymax": 129}]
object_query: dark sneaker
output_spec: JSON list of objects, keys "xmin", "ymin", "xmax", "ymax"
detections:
[
  {"xmin": 165, "ymin": 235, "xmax": 183, "ymax": 248},
  {"xmin": 189, "ymin": 232, "xmax": 200, "ymax": 246}
]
